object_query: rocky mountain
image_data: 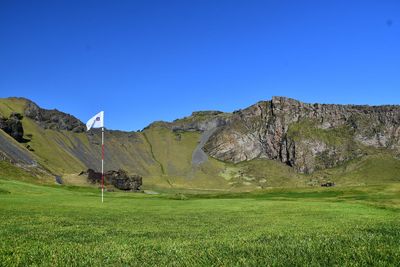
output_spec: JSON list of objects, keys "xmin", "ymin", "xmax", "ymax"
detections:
[
  {"xmin": 204, "ymin": 97, "xmax": 400, "ymax": 173},
  {"xmin": 24, "ymin": 100, "xmax": 85, "ymax": 133},
  {"xmin": 0, "ymin": 96, "xmax": 399, "ymax": 190},
  {"xmin": 0, "ymin": 112, "xmax": 24, "ymax": 142}
]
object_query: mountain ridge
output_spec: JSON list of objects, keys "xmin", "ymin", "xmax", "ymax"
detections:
[{"xmin": 0, "ymin": 96, "xmax": 399, "ymax": 190}]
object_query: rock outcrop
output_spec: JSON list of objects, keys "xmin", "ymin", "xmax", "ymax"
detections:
[
  {"xmin": 84, "ymin": 169, "xmax": 142, "ymax": 191},
  {"xmin": 204, "ymin": 97, "xmax": 400, "ymax": 173},
  {"xmin": 24, "ymin": 101, "xmax": 85, "ymax": 132},
  {"xmin": 0, "ymin": 112, "xmax": 24, "ymax": 142}
]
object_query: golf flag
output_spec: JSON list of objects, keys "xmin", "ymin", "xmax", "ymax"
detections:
[
  {"xmin": 86, "ymin": 111, "xmax": 104, "ymax": 131},
  {"xmin": 86, "ymin": 111, "xmax": 106, "ymax": 203}
]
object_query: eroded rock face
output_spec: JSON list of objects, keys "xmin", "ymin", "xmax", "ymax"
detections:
[
  {"xmin": 24, "ymin": 101, "xmax": 85, "ymax": 132},
  {"xmin": 84, "ymin": 169, "xmax": 142, "ymax": 191},
  {"xmin": 0, "ymin": 113, "xmax": 24, "ymax": 142},
  {"xmin": 204, "ymin": 97, "xmax": 400, "ymax": 173}
]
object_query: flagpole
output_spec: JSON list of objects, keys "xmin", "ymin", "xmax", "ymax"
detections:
[{"xmin": 101, "ymin": 127, "xmax": 104, "ymax": 203}]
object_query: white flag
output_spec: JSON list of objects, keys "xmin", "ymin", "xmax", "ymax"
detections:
[{"xmin": 86, "ymin": 111, "xmax": 104, "ymax": 131}]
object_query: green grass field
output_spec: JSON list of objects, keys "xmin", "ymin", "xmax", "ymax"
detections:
[{"xmin": 1, "ymin": 178, "xmax": 400, "ymax": 266}]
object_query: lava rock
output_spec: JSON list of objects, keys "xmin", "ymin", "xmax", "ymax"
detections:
[
  {"xmin": 321, "ymin": 182, "xmax": 335, "ymax": 187},
  {"xmin": 0, "ymin": 113, "xmax": 24, "ymax": 142},
  {"xmin": 24, "ymin": 101, "xmax": 85, "ymax": 133},
  {"xmin": 83, "ymin": 168, "xmax": 142, "ymax": 191},
  {"xmin": 107, "ymin": 169, "xmax": 143, "ymax": 191}
]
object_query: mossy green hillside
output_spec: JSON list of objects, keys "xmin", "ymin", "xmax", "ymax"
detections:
[
  {"xmin": 142, "ymin": 125, "xmax": 200, "ymax": 176},
  {"xmin": 0, "ymin": 97, "xmax": 26, "ymax": 117},
  {"xmin": 141, "ymin": 126, "xmax": 230, "ymax": 190},
  {"xmin": 0, "ymin": 161, "xmax": 35, "ymax": 182},
  {"xmin": 287, "ymin": 119, "xmax": 354, "ymax": 146},
  {"xmin": 0, "ymin": 98, "xmax": 231, "ymax": 189},
  {"xmin": 310, "ymin": 151, "xmax": 400, "ymax": 186},
  {"xmin": 0, "ymin": 98, "xmax": 84, "ymax": 173},
  {"xmin": 229, "ymin": 159, "xmax": 303, "ymax": 188}
]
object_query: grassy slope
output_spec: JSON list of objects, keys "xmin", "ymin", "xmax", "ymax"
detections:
[
  {"xmin": 0, "ymin": 97, "xmax": 26, "ymax": 117},
  {"xmin": 0, "ymin": 161, "xmax": 36, "ymax": 183},
  {"xmin": 228, "ymin": 159, "xmax": 303, "ymax": 188},
  {"xmin": 103, "ymin": 131, "xmax": 161, "ymax": 176},
  {"xmin": 0, "ymin": 98, "xmax": 86, "ymax": 174},
  {"xmin": 0, "ymin": 98, "xmax": 230, "ymax": 189},
  {"xmin": 287, "ymin": 119, "xmax": 354, "ymax": 146},
  {"xmin": 311, "ymin": 151, "xmax": 400, "ymax": 185},
  {"xmin": 143, "ymin": 125, "xmax": 199, "ymax": 176},
  {"xmin": 0, "ymin": 179, "xmax": 399, "ymax": 266},
  {"xmin": 25, "ymin": 122, "xmax": 87, "ymax": 173},
  {"xmin": 142, "ymin": 126, "xmax": 230, "ymax": 190},
  {"xmin": 0, "ymin": 98, "xmax": 163, "ymax": 179}
]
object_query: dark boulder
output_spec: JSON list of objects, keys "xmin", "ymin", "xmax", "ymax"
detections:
[
  {"xmin": 83, "ymin": 169, "xmax": 102, "ymax": 183},
  {"xmin": 55, "ymin": 176, "xmax": 63, "ymax": 184},
  {"xmin": 82, "ymin": 168, "xmax": 142, "ymax": 191},
  {"xmin": 0, "ymin": 113, "xmax": 24, "ymax": 142},
  {"xmin": 0, "ymin": 118, "xmax": 7, "ymax": 132},
  {"xmin": 107, "ymin": 169, "xmax": 143, "ymax": 191},
  {"xmin": 321, "ymin": 182, "xmax": 335, "ymax": 187}
]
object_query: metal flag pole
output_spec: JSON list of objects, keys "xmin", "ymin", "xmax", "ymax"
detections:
[
  {"xmin": 86, "ymin": 111, "xmax": 105, "ymax": 203},
  {"xmin": 101, "ymin": 127, "xmax": 104, "ymax": 203}
]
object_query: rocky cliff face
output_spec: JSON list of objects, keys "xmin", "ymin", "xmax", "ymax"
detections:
[
  {"xmin": 0, "ymin": 112, "xmax": 24, "ymax": 142},
  {"xmin": 204, "ymin": 97, "xmax": 400, "ymax": 173},
  {"xmin": 24, "ymin": 101, "xmax": 85, "ymax": 133}
]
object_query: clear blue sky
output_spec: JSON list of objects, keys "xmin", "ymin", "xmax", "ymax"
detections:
[{"xmin": 1, "ymin": 0, "xmax": 399, "ymax": 131}]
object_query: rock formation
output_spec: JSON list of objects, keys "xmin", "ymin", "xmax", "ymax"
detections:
[
  {"xmin": 0, "ymin": 112, "xmax": 24, "ymax": 142},
  {"xmin": 24, "ymin": 100, "xmax": 85, "ymax": 133},
  {"xmin": 204, "ymin": 97, "xmax": 400, "ymax": 173},
  {"xmin": 84, "ymin": 169, "xmax": 142, "ymax": 191}
]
